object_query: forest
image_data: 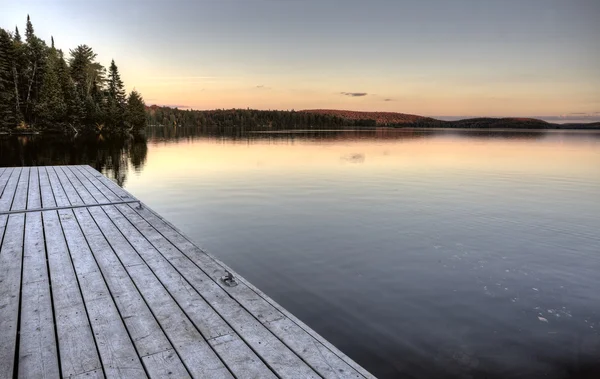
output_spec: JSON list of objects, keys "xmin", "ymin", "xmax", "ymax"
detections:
[
  {"xmin": 0, "ymin": 15, "xmax": 147, "ymax": 135},
  {"xmin": 145, "ymin": 106, "xmax": 379, "ymax": 129}
]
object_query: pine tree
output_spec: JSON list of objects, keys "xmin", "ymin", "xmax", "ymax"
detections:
[
  {"xmin": 107, "ymin": 59, "xmax": 126, "ymax": 129},
  {"xmin": 56, "ymin": 49, "xmax": 80, "ymax": 129},
  {"xmin": 35, "ymin": 46, "xmax": 66, "ymax": 130},
  {"xmin": 14, "ymin": 26, "xmax": 21, "ymax": 42},
  {"xmin": 125, "ymin": 90, "xmax": 146, "ymax": 133},
  {"xmin": 22, "ymin": 15, "xmax": 47, "ymax": 123},
  {"xmin": 0, "ymin": 29, "xmax": 19, "ymax": 129}
]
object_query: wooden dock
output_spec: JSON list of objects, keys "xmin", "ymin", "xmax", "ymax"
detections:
[{"xmin": 0, "ymin": 166, "xmax": 375, "ymax": 379}]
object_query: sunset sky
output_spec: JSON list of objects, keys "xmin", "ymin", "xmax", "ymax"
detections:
[{"xmin": 2, "ymin": 0, "xmax": 599, "ymax": 121}]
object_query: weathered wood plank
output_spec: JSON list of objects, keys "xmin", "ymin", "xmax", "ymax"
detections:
[
  {"xmin": 125, "ymin": 202, "xmax": 367, "ymax": 378},
  {"xmin": 125, "ymin": 264, "xmax": 233, "ymax": 379},
  {"xmin": 80, "ymin": 165, "xmax": 129, "ymax": 202},
  {"xmin": 141, "ymin": 349, "xmax": 191, "ymax": 379},
  {"xmin": 38, "ymin": 167, "xmax": 56, "ymax": 209},
  {"xmin": 114, "ymin": 204, "xmax": 319, "ymax": 379},
  {"xmin": 79, "ymin": 203, "xmax": 231, "ymax": 378},
  {"xmin": 18, "ymin": 211, "xmax": 60, "ymax": 379},
  {"xmin": 50, "ymin": 167, "xmax": 83, "ymax": 206},
  {"xmin": 66, "ymin": 167, "xmax": 107, "ymax": 204},
  {"xmin": 42, "ymin": 210, "xmax": 102, "ymax": 378},
  {"xmin": 11, "ymin": 167, "xmax": 30, "ymax": 211},
  {"xmin": 99, "ymin": 205, "xmax": 276, "ymax": 379},
  {"xmin": 0, "ymin": 168, "xmax": 13, "ymax": 197},
  {"xmin": 0, "ymin": 214, "xmax": 24, "ymax": 377},
  {"xmin": 57, "ymin": 208, "xmax": 146, "ymax": 378},
  {"xmin": 0, "ymin": 167, "xmax": 22, "ymax": 211},
  {"xmin": 58, "ymin": 166, "xmax": 96, "ymax": 205},
  {"xmin": 73, "ymin": 207, "xmax": 191, "ymax": 379},
  {"xmin": 233, "ymin": 267, "xmax": 377, "ymax": 379},
  {"xmin": 45, "ymin": 167, "xmax": 70, "ymax": 208},
  {"xmin": 26, "ymin": 167, "xmax": 41, "ymax": 210}
]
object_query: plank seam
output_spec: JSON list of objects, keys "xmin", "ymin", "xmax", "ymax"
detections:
[
  {"xmin": 68, "ymin": 208, "xmax": 151, "ymax": 378},
  {"xmin": 12, "ymin": 214, "xmax": 26, "ymax": 379},
  {"xmin": 41, "ymin": 211, "xmax": 63, "ymax": 378},
  {"xmin": 0, "ymin": 200, "xmax": 141, "ymax": 215},
  {"xmin": 55, "ymin": 166, "xmax": 149, "ymax": 376},
  {"xmin": 42, "ymin": 167, "xmax": 58, "ymax": 208},
  {"xmin": 81, "ymin": 207, "xmax": 198, "ymax": 379},
  {"xmin": 6, "ymin": 168, "xmax": 22, "ymax": 212},
  {"xmin": 49, "ymin": 171, "xmax": 107, "ymax": 378}
]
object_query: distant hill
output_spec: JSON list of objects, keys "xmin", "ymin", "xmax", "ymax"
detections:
[
  {"xmin": 144, "ymin": 106, "xmax": 600, "ymax": 130},
  {"xmin": 302, "ymin": 109, "xmax": 436, "ymax": 125},
  {"xmin": 302, "ymin": 110, "xmax": 600, "ymax": 129}
]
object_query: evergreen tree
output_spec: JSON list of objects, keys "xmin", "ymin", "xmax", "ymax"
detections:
[
  {"xmin": 22, "ymin": 15, "xmax": 47, "ymax": 123},
  {"xmin": 56, "ymin": 49, "xmax": 81, "ymax": 129},
  {"xmin": 35, "ymin": 46, "xmax": 66, "ymax": 130},
  {"xmin": 2, "ymin": 14, "xmax": 145, "ymax": 134},
  {"xmin": 125, "ymin": 89, "xmax": 147, "ymax": 132},
  {"xmin": 107, "ymin": 59, "xmax": 126, "ymax": 129},
  {"xmin": 0, "ymin": 29, "xmax": 19, "ymax": 129}
]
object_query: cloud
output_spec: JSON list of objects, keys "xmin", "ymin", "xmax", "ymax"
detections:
[
  {"xmin": 383, "ymin": 98, "xmax": 394, "ymax": 102},
  {"xmin": 340, "ymin": 92, "xmax": 368, "ymax": 97},
  {"xmin": 256, "ymin": 85, "xmax": 271, "ymax": 89}
]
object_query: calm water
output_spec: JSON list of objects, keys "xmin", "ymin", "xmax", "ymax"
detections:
[{"xmin": 2, "ymin": 128, "xmax": 600, "ymax": 378}]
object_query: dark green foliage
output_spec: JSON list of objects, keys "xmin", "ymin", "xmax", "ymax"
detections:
[
  {"xmin": 0, "ymin": 16, "xmax": 143, "ymax": 134},
  {"xmin": 145, "ymin": 107, "xmax": 366, "ymax": 129},
  {"xmin": 106, "ymin": 60, "xmax": 126, "ymax": 130},
  {"xmin": 14, "ymin": 26, "xmax": 21, "ymax": 42},
  {"xmin": 35, "ymin": 46, "xmax": 66, "ymax": 129},
  {"xmin": 126, "ymin": 90, "xmax": 147, "ymax": 132},
  {"xmin": 0, "ymin": 29, "xmax": 20, "ymax": 128}
]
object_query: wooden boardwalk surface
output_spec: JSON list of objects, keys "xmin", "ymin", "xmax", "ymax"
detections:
[{"xmin": 0, "ymin": 166, "xmax": 375, "ymax": 379}]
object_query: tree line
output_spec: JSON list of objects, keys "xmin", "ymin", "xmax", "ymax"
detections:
[
  {"xmin": 0, "ymin": 15, "xmax": 147, "ymax": 134},
  {"xmin": 146, "ymin": 106, "xmax": 379, "ymax": 129}
]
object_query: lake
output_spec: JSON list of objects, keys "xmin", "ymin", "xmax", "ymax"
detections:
[{"xmin": 1, "ymin": 127, "xmax": 599, "ymax": 378}]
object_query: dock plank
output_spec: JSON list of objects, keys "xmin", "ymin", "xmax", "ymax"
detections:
[
  {"xmin": 127, "ymin": 203, "xmax": 367, "ymax": 378},
  {"xmin": 0, "ymin": 167, "xmax": 22, "ymax": 211},
  {"xmin": 114, "ymin": 204, "xmax": 319, "ymax": 379},
  {"xmin": 58, "ymin": 208, "xmax": 146, "ymax": 378},
  {"xmin": 65, "ymin": 166, "xmax": 107, "ymax": 204},
  {"xmin": 45, "ymin": 167, "xmax": 70, "ymax": 208},
  {"xmin": 0, "ymin": 214, "xmax": 25, "ymax": 377},
  {"xmin": 18, "ymin": 211, "xmax": 60, "ymax": 379},
  {"xmin": 38, "ymin": 167, "xmax": 56, "ymax": 209},
  {"xmin": 50, "ymin": 167, "xmax": 83, "ymax": 206},
  {"xmin": 11, "ymin": 167, "xmax": 30, "ymax": 211},
  {"xmin": 72, "ymin": 207, "xmax": 192, "ymax": 378},
  {"xmin": 98, "ymin": 205, "xmax": 277, "ymax": 379},
  {"xmin": 26, "ymin": 167, "xmax": 41, "ymax": 210},
  {"xmin": 42, "ymin": 210, "xmax": 103, "ymax": 378},
  {"xmin": 0, "ymin": 168, "xmax": 12, "ymax": 197},
  {"xmin": 58, "ymin": 167, "xmax": 96, "ymax": 205}
]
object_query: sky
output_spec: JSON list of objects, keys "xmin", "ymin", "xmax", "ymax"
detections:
[{"xmin": 2, "ymin": 0, "xmax": 599, "ymax": 120}]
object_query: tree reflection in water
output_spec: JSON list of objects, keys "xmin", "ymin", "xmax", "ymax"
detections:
[{"xmin": 0, "ymin": 133, "xmax": 148, "ymax": 187}]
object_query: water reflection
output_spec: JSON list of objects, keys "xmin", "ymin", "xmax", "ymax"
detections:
[{"xmin": 0, "ymin": 133, "xmax": 147, "ymax": 186}]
